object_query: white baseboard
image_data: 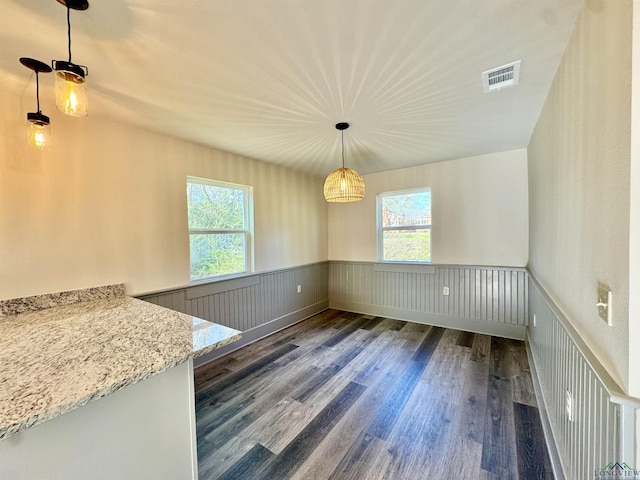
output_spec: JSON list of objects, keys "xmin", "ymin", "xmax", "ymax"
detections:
[
  {"xmin": 193, "ymin": 300, "xmax": 329, "ymax": 368},
  {"xmin": 330, "ymin": 301, "xmax": 526, "ymax": 340}
]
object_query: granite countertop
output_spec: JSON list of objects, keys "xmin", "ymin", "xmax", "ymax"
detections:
[{"xmin": 0, "ymin": 284, "xmax": 241, "ymax": 440}]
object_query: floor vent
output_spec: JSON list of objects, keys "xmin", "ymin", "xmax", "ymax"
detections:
[{"xmin": 482, "ymin": 60, "xmax": 521, "ymax": 93}]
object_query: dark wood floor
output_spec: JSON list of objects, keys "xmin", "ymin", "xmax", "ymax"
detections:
[{"xmin": 194, "ymin": 310, "xmax": 552, "ymax": 479}]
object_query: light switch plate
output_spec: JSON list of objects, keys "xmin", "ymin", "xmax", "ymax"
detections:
[{"xmin": 597, "ymin": 283, "xmax": 613, "ymax": 326}]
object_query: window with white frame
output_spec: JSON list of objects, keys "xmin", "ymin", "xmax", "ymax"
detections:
[
  {"xmin": 187, "ymin": 177, "xmax": 253, "ymax": 281},
  {"xmin": 377, "ymin": 188, "xmax": 431, "ymax": 263}
]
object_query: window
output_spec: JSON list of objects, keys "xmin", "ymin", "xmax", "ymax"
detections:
[
  {"xmin": 377, "ymin": 188, "xmax": 431, "ymax": 263},
  {"xmin": 187, "ymin": 177, "xmax": 253, "ymax": 281}
]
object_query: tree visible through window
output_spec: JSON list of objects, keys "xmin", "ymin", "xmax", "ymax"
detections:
[
  {"xmin": 377, "ymin": 188, "xmax": 431, "ymax": 263},
  {"xmin": 187, "ymin": 177, "xmax": 253, "ymax": 280}
]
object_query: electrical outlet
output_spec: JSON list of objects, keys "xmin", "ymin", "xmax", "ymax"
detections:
[
  {"xmin": 533, "ymin": 313, "xmax": 536, "ymax": 327},
  {"xmin": 297, "ymin": 285, "xmax": 302, "ymax": 294},
  {"xmin": 566, "ymin": 390, "xmax": 574, "ymax": 422},
  {"xmin": 442, "ymin": 287, "xmax": 450, "ymax": 296}
]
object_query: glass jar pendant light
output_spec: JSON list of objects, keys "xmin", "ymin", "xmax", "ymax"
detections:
[
  {"xmin": 323, "ymin": 122, "xmax": 365, "ymax": 202},
  {"xmin": 52, "ymin": 0, "xmax": 89, "ymax": 117},
  {"xmin": 20, "ymin": 57, "xmax": 53, "ymax": 150}
]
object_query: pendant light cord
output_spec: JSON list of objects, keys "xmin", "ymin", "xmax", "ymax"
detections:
[
  {"xmin": 341, "ymin": 130, "xmax": 345, "ymax": 169},
  {"xmin": 35, "ymin": 70, "xmax": 41, "ymax": 113},
  {"xmin": 67, "ymin": 7, "xmax": 73, "ymax": 63}
]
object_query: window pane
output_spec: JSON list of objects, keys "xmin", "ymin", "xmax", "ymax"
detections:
[
  {"xmin": 381, "ymin": 191, "xmax": 431, "ymax": 227},
  {"xmin": 187, "ymin": 182, "xmax": 245, "ymax": 230},
  {"xmin": 190, "ymin": 233, "xmax": 246, "ymax": 279},
  {"xmin": 383, "ymin": 229, "xmax": 431, "ymax": 262}
]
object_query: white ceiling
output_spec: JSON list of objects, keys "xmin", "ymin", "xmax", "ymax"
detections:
[{"xmin": 1, "ymin": 0, "xmax": 583, "ymax": 177}]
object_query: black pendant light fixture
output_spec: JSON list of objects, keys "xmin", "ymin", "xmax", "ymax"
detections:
[
  {"xmin": 323, "ymin": 123, "xmax": 365, "ymax": 202},
  {"xmin": 20, "ymin": 57, "xmax": 53, "ymax": 150},
  {"xmin": 52, "ymin": 0, "xmax": 89, "ymax": 117}
]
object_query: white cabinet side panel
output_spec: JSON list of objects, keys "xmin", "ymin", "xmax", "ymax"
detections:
[{"xmin": 0, "ymin": 362, "xmax": 196, "ymax": 480}]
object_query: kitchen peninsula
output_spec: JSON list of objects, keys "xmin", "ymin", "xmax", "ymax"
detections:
[{"xmin": 0, "ymin": 284, "xmax": 241, "ymax": 480}]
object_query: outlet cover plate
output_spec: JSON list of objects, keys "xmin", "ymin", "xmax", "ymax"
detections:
[{"xmin": 566, "ymin": 390, "xmax": 574, "ymax": 421}]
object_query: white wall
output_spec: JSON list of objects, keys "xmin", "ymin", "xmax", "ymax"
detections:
[
  {"xmin": 629, "ymin": 0, "xmax": 640, "ymax": 401},
  {"xmin": 528, "ymin": 0, "xmax": 632, "ymax": 391},
  {"xmin": 0, "ymin": 91, "xmax": 328, "ymax": 300},
  {"xmin": 630, "ymin": 1, "xmax": 640, "ymax": 460},
  {"xmin": 328, "ymin": 149, "xmax": 529, "ymax": 267}
]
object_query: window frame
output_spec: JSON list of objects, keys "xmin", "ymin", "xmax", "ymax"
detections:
[
  {"xmin": 376, "ymin": 187, "xmax": 432, "ymax": 264},
  {"xmin": 187, "ymin": 176, "xmax": 254, "ymax": 283}
]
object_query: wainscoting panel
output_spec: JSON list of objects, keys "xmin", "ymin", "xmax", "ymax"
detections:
[
  {"xmin": 139, "ymin": 263, "xmax": 329, "ymax": 366},
  {"xmin": 527, "ymin": 275, "xmax": 639, "ymax": 480},
  {"xmin": 329, "ymin": 261, "xmax": 528, "ymax": 339}
]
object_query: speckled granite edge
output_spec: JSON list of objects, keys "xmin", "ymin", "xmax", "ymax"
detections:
[
  {"xmin": 0, "ymin": 284, "xmax": 126, "ymax": 318},
  {"xmin": 0, "ymin": 293, "xmax": 241, "ymax": 441},
  {"xmin": 0, "ymin": 355, "xmax": 188, "ymax": 440},
  {"xmin": 193, "ymin": 328, "xmax": 242, "ymax": 359},
  {"xmin": 0, "ymin": 325, "xmax": 242, "ymax": 440}
]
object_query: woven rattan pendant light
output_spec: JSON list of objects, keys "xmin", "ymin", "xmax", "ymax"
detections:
[{"xmin": 323, "ymin": 123, "xmax": 365, "ymax": 202}]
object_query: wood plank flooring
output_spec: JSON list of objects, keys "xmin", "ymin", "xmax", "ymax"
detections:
[{"xmin": 194, "ymin": 310, "xmax": 552, "ymax": 479}]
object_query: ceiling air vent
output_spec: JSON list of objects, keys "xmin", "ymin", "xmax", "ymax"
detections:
[{"xmin": 482, "ymin": 60, "xmax": 521, "ymax": 93}]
